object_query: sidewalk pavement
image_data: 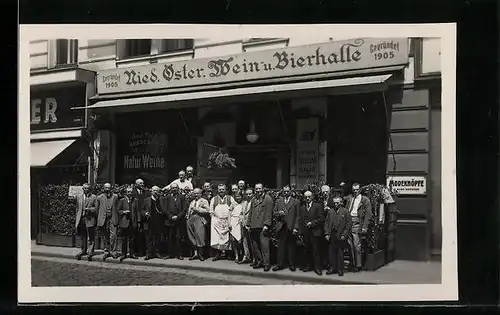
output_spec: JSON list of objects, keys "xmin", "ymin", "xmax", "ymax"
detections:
[{"xmin": 30, "ymin": 242, "xmax": 441, "ymax": 285}]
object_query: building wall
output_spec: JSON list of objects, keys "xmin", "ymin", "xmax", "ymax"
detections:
[{"xmin": 30, "ymin": 37, "xmax": 443, "ymax": 261}]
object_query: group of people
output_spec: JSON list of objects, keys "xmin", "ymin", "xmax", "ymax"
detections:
[{"xmin": 74, "ymin": 165, "xmax": 372, "ymax": 277}]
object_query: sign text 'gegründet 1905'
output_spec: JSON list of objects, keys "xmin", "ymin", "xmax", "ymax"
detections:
[{"xmin": 97, "ymin": 38, "xmax": 408, "ymax": 95}]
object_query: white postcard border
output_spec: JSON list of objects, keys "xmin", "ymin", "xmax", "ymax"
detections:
[{"xmin": 18, "ymin": 23, "xmax": 457, "ymax": 303}]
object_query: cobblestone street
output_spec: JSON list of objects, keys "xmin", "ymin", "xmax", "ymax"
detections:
[{"xmin": 31, "ymin": 256, "xmax": 309, "ymax": 286}]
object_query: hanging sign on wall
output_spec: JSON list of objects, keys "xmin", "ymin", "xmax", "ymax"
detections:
[
  {"xmin": 296, "ymin": 118, "xmax": 319, "ymax": 188},
  {"xmin": 386, "ymin": 175, "xmax": 427, "ymax": 195}
]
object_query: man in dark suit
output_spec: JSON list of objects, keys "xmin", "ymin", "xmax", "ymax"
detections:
[
  {"xmin": 96, "ymin": 183, "xmax": 119, "ymax": 261},
  {"xmin": 132, "ymin": 178, "xmax": 148, "ymax": 256},
  {"xmin": 141, "ymin": 186, "xmax": 163, "ymax": 260},
  {"xmin": 324, "ymin": 196, "xmax": 352, "ymax": 276},
  {"xmin": 272, "ymin": 185, "xmax": 299, "ymax": 272},
  {"xmin": 117, "ymin": 186, "xmax": 139, "ymax": 262},
  {"xmin": 186, "ymin": 165, "xmax": 200, "ymax": 189},
  {"xmin": 344, "ymin": 182, "xmax": 372, "ymax": 272},
  {"xmin": 245, "ymin": 183, "xmax": 274, "ymax": 272},
  {"xmin": 298, "ymin": 190, "xmax": 325, "ymax": 276},
  {"xmin": 162, "ymin": 183, "xmax": 187, "ymax": 259},
  {"xmin": 74, "ymin": 183, "xmax": 98, "ymax": 261}
]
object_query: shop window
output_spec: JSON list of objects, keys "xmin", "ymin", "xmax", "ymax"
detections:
[
  {"xmin": 55, "ymin": 39, "xmax": 78, "ymax": 65},
  {"xmin": 159, "ymin": 39, "xmax": 194, "ymax": 53},
  {"xmin": 121, "ymin": 39, "xmax": 152, "ymax": 59}
]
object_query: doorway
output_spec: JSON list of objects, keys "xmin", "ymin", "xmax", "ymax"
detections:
[
  {"xmin": 326, "ymin": 92, "xmax": 388, "ymax": 186},
  {"xmin": 230, "ymin": 147, "xmax": 281, "ymax": 189}
]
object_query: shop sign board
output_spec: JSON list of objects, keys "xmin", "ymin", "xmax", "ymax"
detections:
[
  {"xmin": 117, "ymin": 131, "xmax": 169, "ymax": 185},
  {"xmin": 30, "ymin": 84, "xmax": 86, "ymax": 132},
  {"xmin": 97, "ymin": 37, "xmax": 408, "ymax": 95},
  {"xmin": 296, "ymin": 118, "xmax": 319, "ymax": 189},
  {"xmin": 386, "ymin": 175, "xmax": 427, "ymax": 195}
]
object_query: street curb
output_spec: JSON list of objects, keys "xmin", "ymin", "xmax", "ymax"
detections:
[{"xmin": 32, "ymin": 251, "xmax": 377, "ymax": 285}]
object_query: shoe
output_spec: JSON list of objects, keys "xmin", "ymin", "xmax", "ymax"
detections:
[
  {"xmin": 249, "ymin": 261, "xmax": 256, "ymax": 267},
  {"xmin": 112, "ymin": 254, "xmax": 120, "ymax": 259},
  {"xmin": 314, "ymin": 269, "xmax": 323, "ymax": 276},
  {"xmin": 177, "ymin": 256, "xmax": 184, "ymax": 260},
  {"xmin": 103, "ymin": 253, "xmax": 111, "ymax": 261},
  {"xmin": 252, "ymin": 262, "xmax": 263, "ymax": 269},
  {"xmin": 239, "ymin": 258, "xmax": 251, "ymax": 264},
  {"xmin": 199, "ymin": 256, "xmax": 205, "ymax": 261},
  {"xmin": 144, "ymin": 256, "xmax": 154, "ymax": 261},
  {"xmin": 212, "ymin": 255, "xmax": 221, "ymax": 261},
  {"xmin": 326, "ymin": 269, "xmax": 335, "ymax": 275},
  {"xmin": 75, "ymin": 254, "xmax": 83, "ymax": 261},
  {"xmin": 289, "ymin": 266, "xmax": 296, "ymax": 272},
  {"xmin": 189, "ymin": 255, "xmax": 199, "ymax": 261},
  {"xmin": 87, "ymin": 255, "xmax": 93, "ymax": 262},
  {"xmin": 129, "ymin": 255, "xmax": 138, "ymax": 259},
  {"xmin": 119, "ymin": 256, "xmax": 126, "ymax": 262},
  {"xmin": 272, "ymin": 265, "xmax": 284, "ymax": 272},
  {"xmin": 263, "ymin": 265, "xmax": 271, "ymax": 272},
  {"xmin": 302, "ymin": 267, "xmax": 312, "ymax": 272},
  {"xmin": 338, "ymin": 272, "xmax": 344, "ymax": 277},
  {"xmin": 354, "ymin": 267, "xmax": 362, "ymax": 273}
]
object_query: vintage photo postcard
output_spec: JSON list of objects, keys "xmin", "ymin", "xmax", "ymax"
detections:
[{"xmin": 18, "ymin": 23, "xmax": 457, "ymax": 303}]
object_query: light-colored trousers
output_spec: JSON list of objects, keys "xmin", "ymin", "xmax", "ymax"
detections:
[{"xmin": 99, "ymin": 217, "xmax": 118, "ymax": 255}]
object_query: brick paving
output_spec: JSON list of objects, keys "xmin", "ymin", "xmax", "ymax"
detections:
[{"xmin": 31, "ymin": 242, "xmax": 442, "ymax": 285}]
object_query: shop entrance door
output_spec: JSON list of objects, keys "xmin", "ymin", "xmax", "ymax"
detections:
[{"xmin": 232, "ymin": 149, "xmax": 278, "ymax": 189}]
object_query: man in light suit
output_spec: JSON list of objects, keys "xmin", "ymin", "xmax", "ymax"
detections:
[
  {"xmin": 75, "ymin": 183, "xmax": 97, "ymax": 261},
  {"xmin": 272, "ymin": 185, "xmax": 299, "ymax": 272},
  {"xmin": 97, "ymin": 183, "xmax": 119, "ymax": 261},
  {"xmin": 344, "ymin": 182, "xmax": 372, "ymax": 272}
]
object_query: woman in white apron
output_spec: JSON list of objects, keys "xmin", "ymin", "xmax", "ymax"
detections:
[
  {"xmin": 229, "ymin": 192, "xmax": 244, "ymax": 263},
  {"xmin": 209, "ymin": 184, "xmax": 236, "ymax": 261}
]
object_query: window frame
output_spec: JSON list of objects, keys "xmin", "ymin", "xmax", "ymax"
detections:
[
  {"xmin": 157, "ymin": 39, "xmax": 194, "ymax": 54},
  {"xmin": 54, "ymin": 39, "xmax": 78, "ymax": 67}
]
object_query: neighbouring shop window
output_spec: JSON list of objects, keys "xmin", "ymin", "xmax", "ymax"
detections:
[
  {"xmin": 55, "ymin": 39, "xmax": 78, "ymax": 65},
  {"xmin": 159, "ymin": 39, "xmax": 194, "ymax": 53},
  {"xmin": 121, "ymin": 39, "xmax": 152, "ymax": 58}
]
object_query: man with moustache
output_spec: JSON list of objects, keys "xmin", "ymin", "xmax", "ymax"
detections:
[
  {"xmin": 297, "ymin": 191, "xmax": 325, "ymax": 275},
  {"xmin": 186, "ymin": 165, "xmax": 200, "ymax": 189},
  {"xmin": 231, "ymin": 184, "xmax": 239, "ymax": 196},
  {"xmin": 117, "ymin": 186, "xmax": 139, "ymax": 262},
  {"xmin": 272, "ymin": 185, "xmax": 299, "ymax": 272},
  {"xmin": 166, "ymin": 170, "xmax": 194, "ymax": 192},
  {"xmin": 202, "ymin": 182, "xmax": 214, "ymax": 201},
  {"xmin": 132, "ymin": 178, "xmax": 148, "ymax": 257},
  {"xmin": 162, "ymin": 183, "xmax": 188, "ymax": 259},
  {"xmin": 96, "ymin": 183, "xmax": 119, "ymax": 261},
  {"xmin": 74, "ymin": 183, "xmax": 98, "ymax": 261},
  {"xmin": 324, "ymin": 196, "xmax": 351, "ymax": 276},
  {"xmin": 209, "ymin": 184, "xmax": 236, "ymax": 261},
  {"xmin": 246, "ymin": 183, "xmax": 273, "ymax": 272},
  {"xmin": 344, "ymin": 182, "xmax": 372, "ymax": 272},
  {"xmin": 237, "ymin": 180, "xmax": 246, "ymax": 193},
  {"xmin": 142, "ymin": 186, "xmax": 163, "ymax": 260}
]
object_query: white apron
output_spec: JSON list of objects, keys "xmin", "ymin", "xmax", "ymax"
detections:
[
  {"xmin": 210, "ymin": 198, "xmax": 231, "ymax": 250},
  {"xmin": 229, "ymin": 203, "xmax": 243, "ymax": 241}
]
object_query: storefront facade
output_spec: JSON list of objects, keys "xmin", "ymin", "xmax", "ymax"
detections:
[
  {"xmin": 29, "ymin": 52, "xmax": 96, "ymax": 240},
  {"xmin": 74, "ymin": 37, "xmax": 441, "ymax": 261}
]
